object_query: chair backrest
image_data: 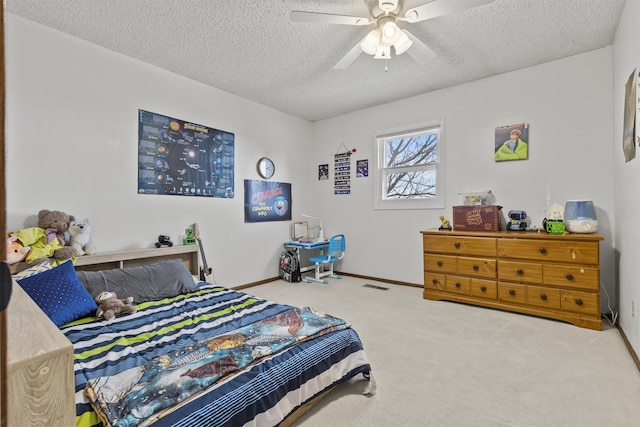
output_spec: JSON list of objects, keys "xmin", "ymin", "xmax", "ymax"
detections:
[{"xmin": 328, "ymin": 234, "xmax": 346, "ymax": 260}]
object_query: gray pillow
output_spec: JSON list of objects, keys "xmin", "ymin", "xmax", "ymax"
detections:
[{"xmin": 76, "ymin": 259, "xmax": 199, "ymax": 304}]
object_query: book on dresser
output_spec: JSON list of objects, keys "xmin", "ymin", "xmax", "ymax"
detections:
[{"xmin": 421, "ymin": 229, "xmax": 603, "ymax": 330}]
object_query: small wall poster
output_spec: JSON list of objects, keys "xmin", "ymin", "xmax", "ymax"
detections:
[
  {"xmin": 334, "ymin": 152, "xmax": 351, "ymax": 194},
  {"xmin": 494, "ymin": 123, "xmax": 529, "ymax": 162},
  {"xmin": 319, "ymin": 164, "xmax": 329, "ymax": 180},
  {"xmin": 356, "ymin": 159, "xmax": 368, "ymax": 177},
  {"xmin": 244, "ymin": 180, "xmax": 292, "ymax": 223}
]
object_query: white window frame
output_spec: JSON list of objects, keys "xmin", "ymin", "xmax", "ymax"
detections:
[{"xmin": 373, "ymin": 119, "xmax": 445, "ymax": 210}]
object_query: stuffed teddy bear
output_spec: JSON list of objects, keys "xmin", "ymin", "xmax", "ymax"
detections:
[
  {"xmin": 69, "ymin": 219, "xmax": 97, "ymax": 256},
  {"xmin": 95, "ymin": 291, "xmax": 137, "ymax": 321},
  {"xmin": 6, "ymin": 236, "xmax": 30, "ymax": 264},
  {"xmin": 10, "ymin": 209, "xmax": 77, "ymax": 267}
]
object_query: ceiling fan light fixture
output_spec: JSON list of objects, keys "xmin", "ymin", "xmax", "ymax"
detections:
[
  {"xmin": 361, "ymin": 29, "xmax": 381, "ymax": 55},
  {"xmin": 380, "ymin": 20, "xmax": 401, "ymax": 45},
  {"xmin": 373, "ymin": 44, "xmax": 391, "ymax": 59},
  {"xmin": 393, "ymin": 30, "xmax": 413, "ymax": 55}
]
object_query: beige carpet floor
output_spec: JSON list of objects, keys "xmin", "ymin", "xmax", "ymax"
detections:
[{"xmin": 245, "ymin": 276, "xmax": 640, "ymax": 427}]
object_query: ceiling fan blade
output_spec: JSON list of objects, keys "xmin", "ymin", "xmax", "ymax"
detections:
[
  {"xmin": 402, "ymin": 0, "xmax": 494, "ymax": 23},
  {"xmin": 290, "ymin": 11, "xmax": 371, "ymax": 25},
  {"xmin": 333, "ymin": 41, "xmax": 365, "ymax": 70},
  {"xmin": 404, "ymin": 31, "xmax": 437, "ymax": 65}
]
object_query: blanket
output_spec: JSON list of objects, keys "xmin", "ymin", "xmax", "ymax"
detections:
[{"xmin": 85, "ymin": 307, "xmax": 349, "ymax": 427}]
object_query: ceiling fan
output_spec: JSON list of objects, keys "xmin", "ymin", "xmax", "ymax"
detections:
[{"xmin": 290, "ymin": 0, "xmax": 495, "ymax": 69}]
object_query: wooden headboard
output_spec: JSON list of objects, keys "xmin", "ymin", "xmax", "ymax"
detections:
[{"xmin": 73, "ymin": 245, "xmax": 200, "ymax": 275}]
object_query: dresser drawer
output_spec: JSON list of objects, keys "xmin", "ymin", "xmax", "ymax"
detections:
[
  {"xmin": 561, "ymin": 290, "xmax": 599, "ymax": 315},
  {"xmin": 527, "ymin": 285, "xmax": 561, "ymax": 310},
  {"xmin": 498, "ymin": 260, "xmax": 542, "ymax": 284},
  {"xmin": 424, "ymin": 272, "xmax": 445, "ymax": 291},
  {"xmin": 458, "ymin": 257, "xmax": 496, "ymax": 279},
  {"xmin": 471, "ymin": 278, "xmax": 497, "ymax": 300},
  {"xmin": 424, "ymin": 254, "xmax": 457, "ymax": 274},
  {"xmin": 424, "ymin": 235, "xmax": 496, "ymax": 257},
  {"xmin": 543, "ymin": 265, "xmax": 599, "ymax": 291},
  {"xmin": 498, "ymin": 282, "xmax": 527, "ymax": 305},
  {"xmin": 497, "ymin": 239, "xmax": 599, "ymax": 265},
  {"xmin": 446, "ymin": 275, "xmax": 470, "ymax": 295},
  {"xmin": 421, "ymin": 230, "xmax": 603, "ymax": 330}
]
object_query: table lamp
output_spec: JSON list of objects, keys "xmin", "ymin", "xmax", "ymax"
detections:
[{"xmin": 302, "ymin": 214, "xmax": 324, "ymax": 242}]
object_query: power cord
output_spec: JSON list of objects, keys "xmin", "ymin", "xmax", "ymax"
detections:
[{"xmin": 600, "ymin": 281, "xmax": 618, "ymax": 326}]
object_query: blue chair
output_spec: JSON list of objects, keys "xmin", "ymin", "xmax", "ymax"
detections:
[{"xmin": 305, "ymin": 234, "xmax": 346, "ymax": 284}]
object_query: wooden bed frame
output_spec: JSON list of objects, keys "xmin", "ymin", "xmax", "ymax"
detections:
[
  {"xmin": 10, "ymin": 245, "xmax": 200, "ymax": 276},
  {"xmin": 74, "ymin": 245, "xmax": 200, "ymax": 274},
  {"xmin": 8, "ymin": 245, "xmax": 332, "ymax": 426}
]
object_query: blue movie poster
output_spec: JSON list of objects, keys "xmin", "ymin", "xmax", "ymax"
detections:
[
  {"xmin": 138, "ymin": 110, "xmax": 235, "ymax": 198},
  {"xmin": 244, "ymin": 180, "xmax": 292, "ymax": 223}
]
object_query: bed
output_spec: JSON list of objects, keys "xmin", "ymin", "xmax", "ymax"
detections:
[{"xmin": 11, "ymin": 246, "xmax": 373, "ymax": 427}]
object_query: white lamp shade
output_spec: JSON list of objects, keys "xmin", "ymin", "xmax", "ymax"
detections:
[
  {"xmin": 380, "ymin": 21, "xmax": 401, "ymax": 45},
  {"xmin": 393, "ymin": 30, "xmax": 413, "ymax": 55},
  {"xmin": 361, "ymin": 29, "xmax": 381, "ymax": 55}
]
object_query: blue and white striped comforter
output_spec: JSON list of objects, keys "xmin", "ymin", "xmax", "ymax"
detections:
[{"xmin": 62, "ymin": 284, "xmax": 371, "ymax": 427}]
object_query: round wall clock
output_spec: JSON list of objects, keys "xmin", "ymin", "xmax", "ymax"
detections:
[{"xmin": 257, "ymin": 157, "xmax": 275, "ymax": 179}]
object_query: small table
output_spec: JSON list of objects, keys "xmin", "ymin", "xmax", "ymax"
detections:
[{"xmin": 283, "ymin": 240, "xmax": 329, "ymax": 273}]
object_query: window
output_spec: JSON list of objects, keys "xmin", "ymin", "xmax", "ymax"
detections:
[{"xmin": 374, "ymin": 119, "xmax": 444, "ymax": 210}]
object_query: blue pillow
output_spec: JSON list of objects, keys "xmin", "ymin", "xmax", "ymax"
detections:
[{"xmin": 17, "ymin": 260, "xmax": 98, "ymax": 327}]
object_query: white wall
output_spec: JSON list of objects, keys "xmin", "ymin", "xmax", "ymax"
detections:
[
  {"xmin": 312, "ymin": 49, "xmax": 616, "ymax": 312},
  {"xmin": 5, "ymin": 15, "xmax": 314, "ymax": 286},
  {"xmin": 612, "ymin": 0, "xmax": 640, "ymax": 356},
  {"xmin": 5, "ymin": 14, "xmax": 623, "ymax": 332}
]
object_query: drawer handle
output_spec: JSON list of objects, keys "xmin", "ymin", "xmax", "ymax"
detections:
[
  {"xmin": 432, "ymin": 279, "xmax": 438, "ymax": 285},
  {"xmin": 540, "ymin": 294, "xmax": 548, "ymax": 301},
  {"xmin": 575, "ymin": 298, "xmax": 583, "ymax": 306},
  {"xmin": 539, "ymin": 247, "xmax": 547, "ymax": 254},
  {"xmin": 455, "ymin": 282, "xmax": 461, "ymax": 288},
  {"xmin": 509, "ymin": 289, "xmax": 516, "ymax": 296},
  {"xmin": 437, "ymin": 261, "xmax": 443, "ymax": 267},
  {"xmin": 566, "ymin": 274, "xmax": 574, "ymax": 281},
  {"xmin": 454, "ymin": 242, "xmax": 461, "ymax": 249},
  {"xmin": 516, "ymin": 269, "xmax": 524, "ymax": 275},
  {"xmin": 473, "ymin": 265, "xmax": 479, "ymax": 271},
  {"xmin": 480, "ymin": 286, "xmax": 487, "ymax": 292}
]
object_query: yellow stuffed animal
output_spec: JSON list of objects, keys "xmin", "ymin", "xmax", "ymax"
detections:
[{"xmin": 11, "ymin": 209, "xmax": 77, "ymax": 267}]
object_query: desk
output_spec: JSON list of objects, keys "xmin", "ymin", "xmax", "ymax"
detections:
[{"xmin": 283, "ymin": 240, "xmax": 328, "ymax": 273}]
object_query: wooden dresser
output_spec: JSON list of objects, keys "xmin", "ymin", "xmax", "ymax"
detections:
[
  {"xmin": 421, "ymin": 229, "xmax": 603, "ymax": 330},
  {"xmin": 7, "ymin": 281, "xmax": 75, "ymax": 426}
]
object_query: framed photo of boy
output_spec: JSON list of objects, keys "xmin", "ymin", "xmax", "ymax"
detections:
[{"xmin": 494, "ymin": 123, "xmax": 529, "ymax": 162}]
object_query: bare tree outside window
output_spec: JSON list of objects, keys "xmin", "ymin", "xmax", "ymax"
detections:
[
  {"xmin": 374, "ymin": 121, "xmax": 444, "ymax": 210},
  {"xmin": 384, "ymin": 132, "xmax": 438, "ymax": 199}
]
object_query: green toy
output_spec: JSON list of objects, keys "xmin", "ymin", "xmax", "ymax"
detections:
[{"xmin": 183, "ymin": 226, "xmax": 196, "ymax": 245}]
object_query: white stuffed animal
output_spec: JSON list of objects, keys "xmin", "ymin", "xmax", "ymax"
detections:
[{"xmin": 68, "ymin": 219, "xmax": 97, "ymax": 256}]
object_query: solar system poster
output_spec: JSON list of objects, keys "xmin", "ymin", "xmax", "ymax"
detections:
[
  {"xmin": 138, "ymin": 110, "xmax": 235, "ymax": 198},
  {"xmin": 244, "ymin": 180, "xmax": 292, "ymax": 223}
]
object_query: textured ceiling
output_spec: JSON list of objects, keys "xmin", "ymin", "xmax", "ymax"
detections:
[{"xmin": 7, "ymin": 0, "xmax": 626, "ymax": 122}]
